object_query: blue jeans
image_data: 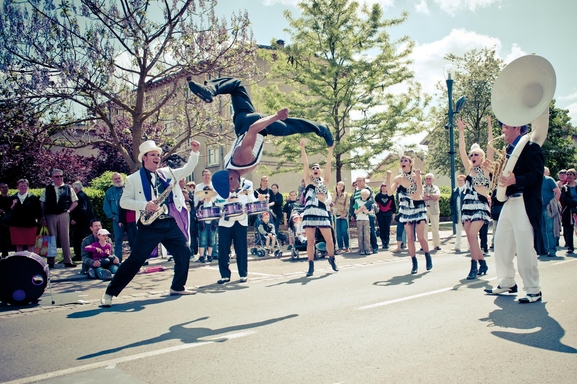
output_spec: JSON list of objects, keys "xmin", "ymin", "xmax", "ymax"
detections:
[
  {"xmin": 198, "ymin": 222, "xmax": 217, "ymax": 248},
  {"xmin": 541, "ymin": 210, "xmax": 557, "ymax": 256},
  {"xmin": 112, "ymin": 219, "xmax": 125, "ymax": 261},
  {"xmin": 335, "ymin": 217, "xmax": 350, "ymax": 250},
  {"xmin": 396, "ymin": 220, "xmax": 407, "ymax": 243}
]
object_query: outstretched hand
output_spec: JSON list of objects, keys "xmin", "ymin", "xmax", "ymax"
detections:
[
  {"xmin": 190, "ymin": 140, "xmax": 201, "ymax": 153},
  {"xmin": 277, "ymin": 108, "xmax": 289, "ymax": 120},
  {"xmin": 457, "ymin": 118, "xmax": 465, "ymax": 133}
]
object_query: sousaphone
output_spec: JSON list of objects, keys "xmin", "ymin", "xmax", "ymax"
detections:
[{"xmin": 491, "ymin": 54, "xmax": 556, "ymax": 201}]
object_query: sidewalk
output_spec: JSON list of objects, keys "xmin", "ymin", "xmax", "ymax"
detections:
[{"xmin": 47, "ymin": 228, "xmax": 461, "ymax": 283}]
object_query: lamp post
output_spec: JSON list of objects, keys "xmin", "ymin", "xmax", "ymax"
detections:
[
  {"xmin": 444, "ymin": 65, "xmax": 457, "ymax": 234},
  {"xmin": 444, "ymin": 66, "xmax": 467, "ymax": 235}
]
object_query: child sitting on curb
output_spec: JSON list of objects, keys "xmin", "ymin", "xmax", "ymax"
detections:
[{"xmin": 84, "ymin": 228, "xmax": 120, "ymax": 280}]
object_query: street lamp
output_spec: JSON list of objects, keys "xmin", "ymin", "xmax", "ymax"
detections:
[{"xmin": 444, "ymin": 65, "xmax": 466, "ymax": 234}]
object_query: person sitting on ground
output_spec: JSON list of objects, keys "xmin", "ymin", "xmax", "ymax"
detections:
[
  {"xmin": 257, "ymin": 212, "xmax": 278, "ymax": 253},
  {"xmin": 84, "ymin": 228, "xmax": 120, "ymax": 280}
]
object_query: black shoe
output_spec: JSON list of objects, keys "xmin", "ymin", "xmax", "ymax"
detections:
[
  {"xmin": 328, "ymin": 257, "xmax": 338, "ymax": 272},
  {"xmin": 197, "ymin": 256, "xmax": 206, "ymax": 263},
  {"xmin": 318, "ymin": 124, "xmax": 334, "ymax": 147},
  {"xmin": 64, "ymin": 262, "xmax": 77, "ymax": 268},
  {"xmin": 188, "ymin": 80, "xmax": 214, "ymax": 103},
  {"xmin": 483, "ymin": 248, "xmax": 489, "ymax": 255},
  {"xmin": 217, "ymin": 277, "xmax": 230, "ymax": 285},
  {"xmin": 425, "ymin": 252, "xmax": 433, "ymax": 271},
  {"xmin": 48, "ymin": 263, "xmax": 55, "ymax": 269},
  {"xmin": 207, "ymin": 256, "xmax": 213, "ymax": 262},
  {"xmin": 466, "ymin": 260, "xmax": 478, "ymax": 280},
  {"xmin": 566, "ymin": 249, "xmax": 574, "ymax": 254},
  {"xmin": 411, "ymin": 257, "xmax": 418, "ymax": 274},
  {"xmin": 478, "ymin": 259, "xmax": 488, "ymax": 275},
  {"xmin": 306, "ymin": 260, "xmax": 314, "ymax": 277},
  {"xmin": 484, "ymin": 284, "xmax": 518, "ymax": 295},
  {"xmin": 519, "ymin": 292, "xmax": 542, "ymax": 303}
]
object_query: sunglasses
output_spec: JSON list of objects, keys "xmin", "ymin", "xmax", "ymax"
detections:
[
  {"xmin": 311, "ymin": 167, "xmax": 320, "ymax": 170},
  {"xmin": 53, "ymin": 175, "xmax": 63, "ymax": 178},
  {"xmin": 469, "ymin": 153, "xmax": 480, "ymax": 158}
]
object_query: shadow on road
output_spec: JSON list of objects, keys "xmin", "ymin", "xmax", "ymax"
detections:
[
  {"xmin": 77, "ymin": 313, "xmax": 298, "ymax": 360},
  {"xmin": 373, "ymin": 270, "xmax": 428, "ymax": 286},
  {"xmin": 266, "ymin": 273, "xmax": 331, "ymax": 287},
  {"xmin": 480, "ymin": 296, "xmax": 577, "ymax": 354},
  {"xmin": 67, "ymin": 295, "xmax": 181, "ymax": 318}
]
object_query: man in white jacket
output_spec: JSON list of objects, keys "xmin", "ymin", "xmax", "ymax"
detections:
[{"xmin": 101, "ymin": 140, "xmax": 200, "ymax": 307}]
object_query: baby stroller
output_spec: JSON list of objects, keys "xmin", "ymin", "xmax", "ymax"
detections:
[
  {"xmin": 250, "ymin": 213, "xmax": 283, "ymax": 258},
  {"xmin": 288, "ymin": 209, "xmax": 335, "ymax": 261}
]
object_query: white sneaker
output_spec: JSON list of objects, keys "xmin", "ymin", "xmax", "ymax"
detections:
[{"xmin": 101, "ymin": 294, "xmax": 113, "ymax": 307}]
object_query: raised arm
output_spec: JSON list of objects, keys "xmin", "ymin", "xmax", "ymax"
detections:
[
  {"xmin": 324, "ymin": 144, "xmax": 334, "ymax": 185},
  {"xmin": 486, "ymin": 115, "xmax": 494, "ymax": 161},
  {"xmin": 457, "ymin": 118, "xmax": 471, "ymax": 172},
  {"xmin": 301, "ymin": 139, "xmax": 311, "ymax": 184}
]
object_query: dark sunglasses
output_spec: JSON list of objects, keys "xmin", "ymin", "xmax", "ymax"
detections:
[
  {"xmin": 469, "ymin": 153, "xmax": 480, "ymax": 158},
  {"xmin": 311, "ymin": 167, "xmax": 320, "ymax": 170},
  {"xmin": 53, "ymin": 175, "xmax": 64, "ymax": 178}
]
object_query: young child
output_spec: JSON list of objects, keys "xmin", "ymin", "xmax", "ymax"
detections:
[
  {"xmin": 257, "ymin": 212, "xmax": 278, "ymax": 253},
  {"xmin": 283, "ymin": 191, "xmax": 299, "ymax": 249},
  {"xmin": 354, "ymin": 189, "xmax": 373, "ymax": 255},
  {"xmin": 84, "ymin": 228, "xmax": 120, "ymax": 280}
]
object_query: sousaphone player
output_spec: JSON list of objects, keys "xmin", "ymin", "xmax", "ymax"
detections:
[{"xmin": 484, "ymin": 55, "xmax": 556, "ymax": 303}]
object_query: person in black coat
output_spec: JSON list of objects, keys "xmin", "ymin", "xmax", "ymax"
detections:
[
  {"xmin": 485, "ymin": 123, "xmax": 545, "ymax": 303},
  {"xmin": 7, "ymin": 179, "xmax": 42, "ymax": 252},
  {"xmin": 560, "ymin": 169, "xmax": 577, "ymax": 253}
]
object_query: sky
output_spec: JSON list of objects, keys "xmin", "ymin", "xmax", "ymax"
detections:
[
  {"xmin": 213, "ymin": 0, "xmax": 577, "ymax": 176},
  {"xmin": 215, "ymin": 0, "xmax": 576, "ymax": 122}
]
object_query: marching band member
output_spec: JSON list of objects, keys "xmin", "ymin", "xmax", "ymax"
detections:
[
  {"xmin": 456, "ymin": 116, "xmax": 494, "ymax": 280},
  {"xmin": 101, "ymin": 140, "xmax": 200, "ymax": 307},
  {"xmin": 484, "ymin": 122, "xmax": 545, "ymax": 303},
  {"xmin": 386, "ymin": 155, "xmax": 432, "ymax": 274}
]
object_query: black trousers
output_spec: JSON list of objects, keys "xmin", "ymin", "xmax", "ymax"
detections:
[
  {"xmin": 205, "ymin": 78, "xmax": 329, "ymax": 138},
  {"xmin": 376, "ymin": 212, "xmax": 393, "ymax": 247},
  {"xmin": 218, "ymin": 222, "xmax": 248, "ymax": 279},
  {"xmin": 106, "ymin": 218, "xmax": 191, "ymax": 296}
]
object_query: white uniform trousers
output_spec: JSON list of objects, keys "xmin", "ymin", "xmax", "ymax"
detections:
[{"xmin": 494, "ymin": 195, "xmax": 540, "ymax": 294}]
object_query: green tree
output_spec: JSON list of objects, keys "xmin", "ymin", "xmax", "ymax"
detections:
[
  {"xmin": 426, "ymin": 48, "xmax": 503, "ymax": 175},
  {"xmin": 426, "ymin": 48, "xmax": 577, "ymax": 177},
  {"xmin": 252, "ymin": 0, "xmax": 428, "ymax": 180},
  {"xmin": 541, "ymin": 100, "xmax": 577, "ymax": 175},
  {"xmin": 0, "ymin": 0, "xmax": 257, "ymax": 172}
]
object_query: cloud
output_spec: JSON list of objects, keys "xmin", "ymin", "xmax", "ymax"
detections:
[
  {"xmin": 558, "ymin": 91, "xmax": 577, "ymax": 102},
  {"xmin": 410, "ymin": 28, "xmax": 501, "ymax": 96},
  {"xmin": 414, "ymin": 0, "xmax": 430, "ymax": 14},
  {"xmin": 433, "ymin": 0, "xmax": 503, "ymax": 16},
  {"xmin": 566, "ymin": 102, "xmax": 577, "ymax": 124}
]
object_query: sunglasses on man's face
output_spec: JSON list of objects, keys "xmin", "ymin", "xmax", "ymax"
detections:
[{"xmin": 53, "ymin": 175, "xmax": 63, "ymax": 178}]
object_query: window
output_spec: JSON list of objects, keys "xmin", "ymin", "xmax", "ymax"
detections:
[{"xmin": 207, "ymin": 147, "xmax": 220, "ymax": 166}]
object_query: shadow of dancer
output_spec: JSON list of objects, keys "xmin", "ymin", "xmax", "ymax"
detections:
[
  {"xmin": 78, "ymin": 314, "xmax": 298, "ymax": 360},
  {"xmin": 480, "ymin": 296, "xmax": 577, "ymax": 353},
  {"xmin": 266, "ymin": 273, "xmax": 331, "ymax": 288}
]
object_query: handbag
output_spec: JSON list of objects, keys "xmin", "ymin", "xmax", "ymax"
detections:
[{"xmin": 34, "ymin": 226, "xmax": 50, "ymax": 256}]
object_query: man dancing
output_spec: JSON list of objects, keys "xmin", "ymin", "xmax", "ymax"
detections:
[
  {"xmin": 484, "ymin": 123, "xmax": 545, "ymax": 303},
  {"xmin": 101, "ymin": 140, "xmax": 200, "ymax": 307},
  {"xmin": 188, "ymin": 77, "xmax": 334, "ymax": 199}
]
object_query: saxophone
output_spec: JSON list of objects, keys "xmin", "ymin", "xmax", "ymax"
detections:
[
  {"xmin": 488, "ymin": 135, "xmax": 507, "ymax": 192},
  {"xmin": 140, "ymin": 181, "xmax": 175, "ymax": 225}
]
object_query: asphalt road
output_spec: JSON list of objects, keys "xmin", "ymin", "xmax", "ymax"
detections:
[{"xmin": 1, "ymin": 247, "xmax": 577, "ymax": 384}]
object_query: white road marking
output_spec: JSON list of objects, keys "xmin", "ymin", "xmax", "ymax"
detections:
[
  {"xmin": 357, "ymin": 276, "xmax": 498, "ymax": 310},
  {"xmin": 4, "ymin": 331, "xmax": 255, "ymax": 384}
]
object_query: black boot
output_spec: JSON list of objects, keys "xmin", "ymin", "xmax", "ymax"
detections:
[
  {"xmin": 411, "ymin": 257, "xmax": 418, "ymax": 274},
  {"xmin": 478, "ymin": 259, "xmax": 488, "ymax": 275},
  {"xmin": 306, "ymin": 260, "xmax": 314, "ymax": 277},
  {"xmin": 187, "ymin": 79, "xmax": 215, "ymax": 103},
  {"xmin": 425, "ymin": 252, "xmax": 433, "ymax": 271},
  {"xmin": 467, "ymin": 260, "xmax": 478, "ymax": 280},
  {"xmin": 328, "ymin": 256, "xmax": 338, "ymax": 272}
]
